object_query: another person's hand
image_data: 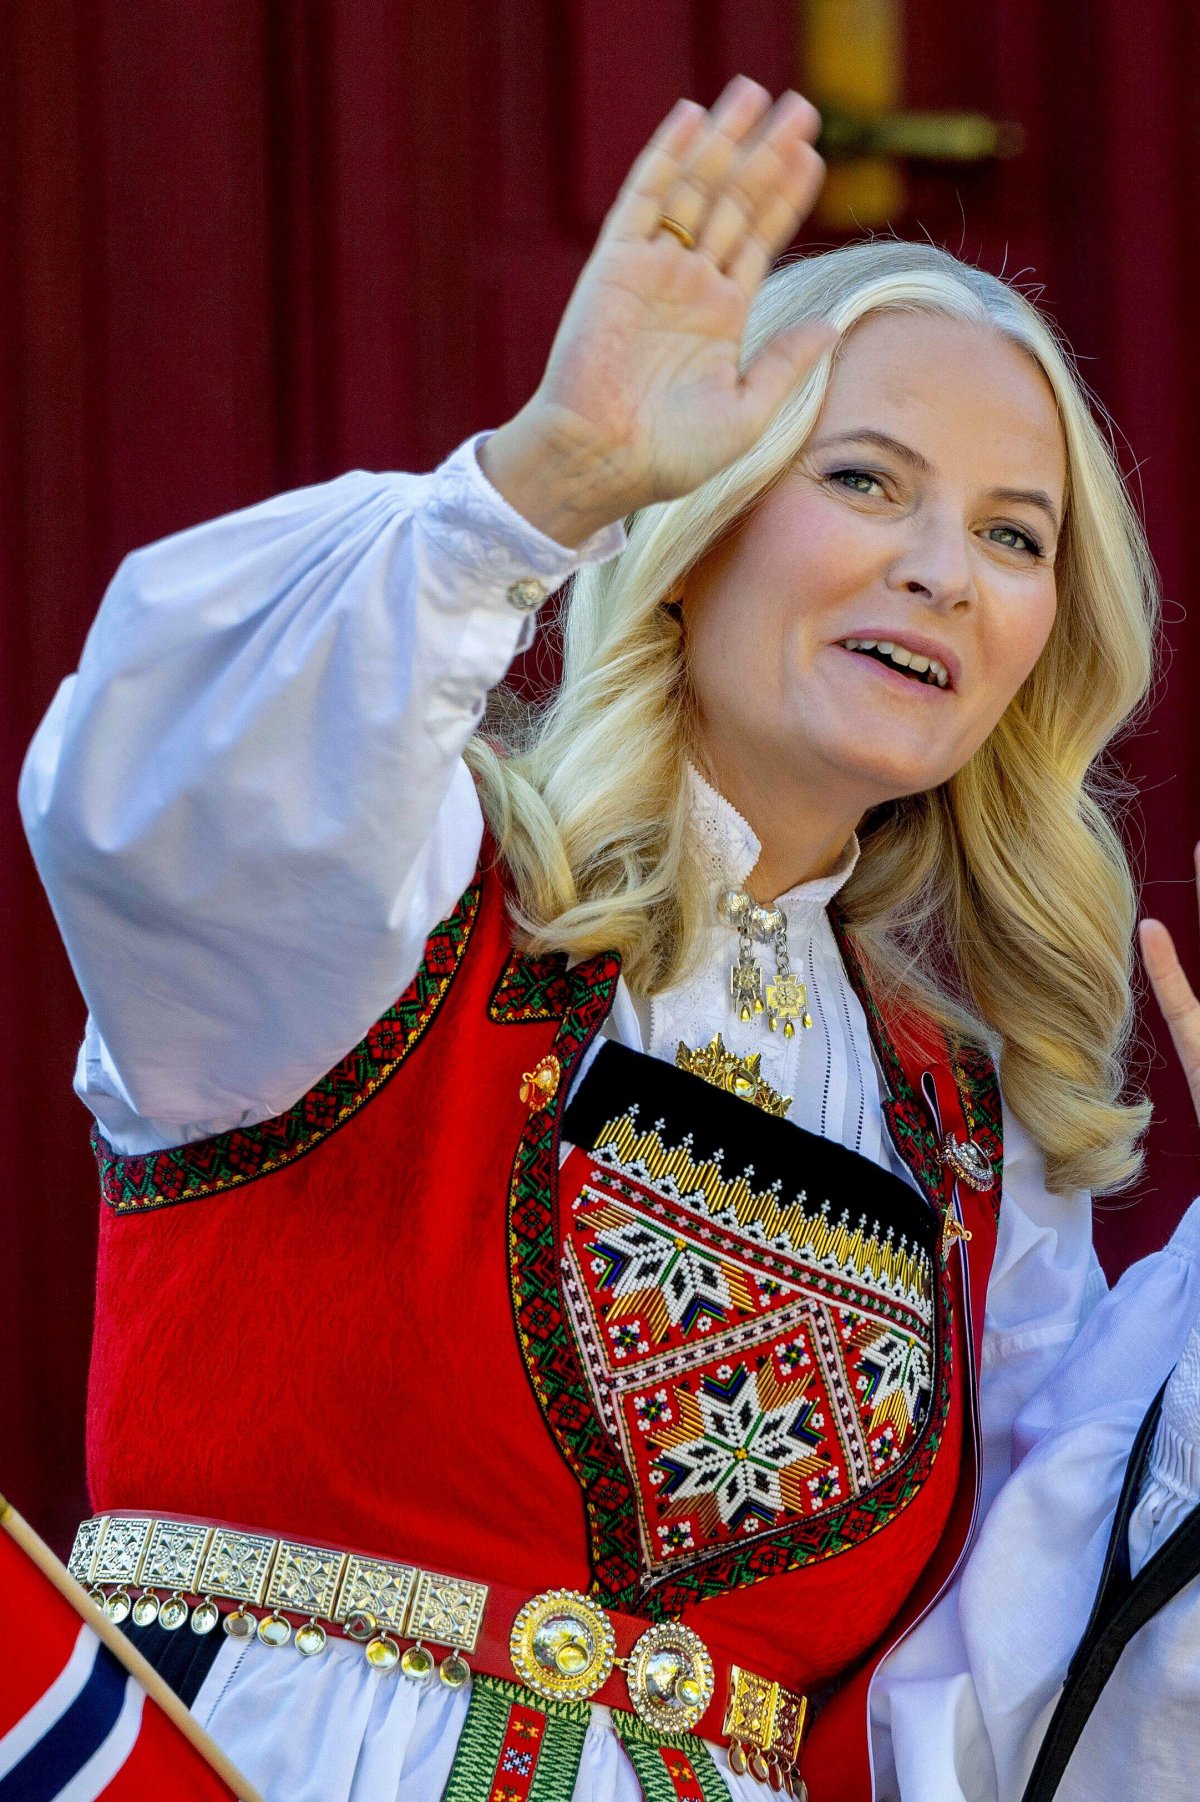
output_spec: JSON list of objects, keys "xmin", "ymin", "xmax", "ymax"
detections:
[
  {"xmin": 481, "ymin": 75, "xmax": 833, "ymax": 547},
  {"xmin": 1139, "ymin": 845, "xmax": 1200, "ymax": 1130}
]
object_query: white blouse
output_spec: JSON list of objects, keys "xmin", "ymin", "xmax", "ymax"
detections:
[
  {"xmin": 632, "ymin": 769, "xmax": 895, "ymax": 1175},
  {"xmin": 19, "ymin": 428, "xmax": 1200, "ymax": 1802}
]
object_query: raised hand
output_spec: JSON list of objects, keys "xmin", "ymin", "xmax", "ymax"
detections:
[
  {"xmin": 1139, "ymin": 845, "xmax": 1200, "ymax": 1130},
  {"xmin": 481, "ymin": 76, "xmax": 833, "ymax": 547}
]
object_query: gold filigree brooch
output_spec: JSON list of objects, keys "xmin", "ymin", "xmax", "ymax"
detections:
[{"xmin": 675, "ymin": 1033, "xmax": 793, "ymax": 1118}]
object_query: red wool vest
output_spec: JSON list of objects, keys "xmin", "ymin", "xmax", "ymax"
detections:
[{"xmin": 89, "ymin": 858, "xmax": 1002, "ymax": 1800}]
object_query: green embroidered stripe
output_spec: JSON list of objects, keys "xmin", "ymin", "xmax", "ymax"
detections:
[
  {"xmin": 505, "ymin": 951, "xmax": 641, "ymax": 1607},
  {"xmin": 442, "ymin": 1674, "xmax": 513, "ymax": 1802},
  {"xmin": 443, "ymin": 1674, "xmax": 590, "ymax": 1802},
  {"xmin": 610, "ymin": 1710, "xmax": 731, "ymax": 1802},
  {"xmin": 954, "ymin": 1042, "xmax": 1005, "ymax": 1219},
  {"xmin": 489, "ymin": 946, "xmax": 573, "ymax": 1024},
  {"xmin": 525, "ymin": 1690, "xmax": 590, "ymax": 1802}
]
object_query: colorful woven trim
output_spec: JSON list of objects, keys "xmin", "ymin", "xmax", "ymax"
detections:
[
  {"xmin": 489, "ymin": 947, "xmax": 575, "ymax": 1025},
  {"xmin": 830, "ymin": 910, "xmax": 1003, "ymax": 1221},
  {"xmin": 442, "ymin": 1674, "xmax": 590, "ymax": 1802},
  {"xmin": 611, "ymin": 1710, "xmax": 730, "ymax": 1802},
  {"xmin": 505, "ymin": 949, "xmax": 639, "ymax": 1605},
  {"xmin": 951, "ymin": 1042, "xmax": 1004, "ymax": 1217},
  {"xmin": 93, "ymin": 879, "xmax": 482, "ymax": 1213},
  {"xmin": 517, "ymin": 1032, "xmax": 955, "ymax": 1618}
]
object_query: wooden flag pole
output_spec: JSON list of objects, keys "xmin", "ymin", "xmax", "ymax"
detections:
[{"xmin": 0, "ymin": 1493, "xmax": 265, "ymax": 1802}]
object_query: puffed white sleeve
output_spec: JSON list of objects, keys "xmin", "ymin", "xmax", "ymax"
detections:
[
  {"xmin": 869, "ymin": 1097, "xmax": 1200, "ymax": 1802},
  {"xmin": 19, "ymin": 431, "xmax": 627, "ymax": 1153}
]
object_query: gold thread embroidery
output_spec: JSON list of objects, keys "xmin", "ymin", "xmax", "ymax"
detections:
[{"xmin": 593, "ymin": 1113, "xmax": 930, "ymax": 1303}]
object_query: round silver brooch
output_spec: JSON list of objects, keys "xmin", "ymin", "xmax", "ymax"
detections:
[
  {"xmin": 625, "ymin": 1622, "xmax": 715, "ymax": 1734},
  {"xmin": 941, "ymin": 1131, "xmax": 994, "ymax": 1192}
]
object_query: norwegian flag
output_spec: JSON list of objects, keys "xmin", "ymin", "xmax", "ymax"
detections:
[{"xmin": 0, "ymin": 1504, "xmax": 255, "ymax": 1799}]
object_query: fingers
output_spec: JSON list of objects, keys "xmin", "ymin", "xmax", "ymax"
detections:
[
  {"xmin": 720, "ymin": 138, "xmax": 826, "ymax": 300},
  {"xmin": 1140, "ymin": 917, "xmax": 1200, "ymax": 1092},
  {"xmin": 691, "ymin": 95, "xmax": 821, "ymax": 290},
  {"xmin": 601, "ymin": 97, "xmax": 709, "ymax": 244},
  {"xmin": 654, "ymin": 78, "xmax": 783, "ymax": 242},
  {"xmin": 602, "ymin": 76, "xmax": 822, "ymax": 262},
  {"xmin": 1140, "ymin": 918, "xmax": 1193, "ymax": 1018}
]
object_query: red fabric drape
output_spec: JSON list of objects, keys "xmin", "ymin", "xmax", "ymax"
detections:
[{"xmin": 3, "ymin": 1, "xmax": 1198, "ymax": 1553}]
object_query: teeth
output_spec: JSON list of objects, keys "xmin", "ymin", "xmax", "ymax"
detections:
[{"xmin": 840, "ymin": 639, "xmax": 950, "ymax": 688}]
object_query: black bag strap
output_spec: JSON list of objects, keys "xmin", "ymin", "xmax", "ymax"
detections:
[{"xmin": 1020, "ymin": 1376, "xmax": 1200, "ymax": 1801}]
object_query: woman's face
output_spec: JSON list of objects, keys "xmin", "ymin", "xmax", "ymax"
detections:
[{"xmin": 683, "ymin": 309, "xmax": 1067, "ymax": 821}]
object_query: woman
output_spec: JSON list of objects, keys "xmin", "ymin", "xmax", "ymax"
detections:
[{"xmin": 19, "ymin": 75, "xmax": 1200, "ymax": 1802}]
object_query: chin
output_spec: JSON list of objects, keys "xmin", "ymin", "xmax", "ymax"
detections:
[{"xmin": 812, "ymin": 737, "xmax": 946, "ymax": 803}]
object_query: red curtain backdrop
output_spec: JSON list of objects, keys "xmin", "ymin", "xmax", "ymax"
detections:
[{"xmin": 3, "ymin": 1, "xmax": 1198, "ymax": 1554}]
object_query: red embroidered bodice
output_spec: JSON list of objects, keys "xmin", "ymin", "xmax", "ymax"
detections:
[{"xmin": 88, "ymin": 859, "xmax": 1002, "ymax": 1799}]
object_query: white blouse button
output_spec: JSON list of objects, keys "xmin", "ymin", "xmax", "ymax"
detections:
[{"xmin": 505, "ymin": 576, "xmax": 548, "ymax": 612}]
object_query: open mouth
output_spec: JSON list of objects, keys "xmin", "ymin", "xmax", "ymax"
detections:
[{"xmin": 838, "ymin": 638, "xmax": 950, "ymax": 689}]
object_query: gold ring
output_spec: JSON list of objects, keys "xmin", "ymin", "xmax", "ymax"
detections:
[{"xmin": 657, "ymin": 214, "xmax": 697, "ymax": 251}]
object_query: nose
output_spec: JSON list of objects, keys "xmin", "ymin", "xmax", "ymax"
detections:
[{"xmin": 885, "ymin": 508, "xmax": 974, "ymax": 609}]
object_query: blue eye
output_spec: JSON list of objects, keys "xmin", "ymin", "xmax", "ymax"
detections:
[
  {"xmin": 829, "ymin": 468, "xmax": 885, "ymax": 497},
  {"xmin": 987, "ymin": 523, "xmax": 1044, "ymax": 558}
]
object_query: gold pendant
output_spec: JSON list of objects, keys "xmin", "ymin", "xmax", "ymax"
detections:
[
  {"xmin": 675, "ymin": 1034, "xmax": 793, "ymax": 1118},
  {"xmin": 257, "ymin": 1611, "xmax": 292, "ymax": 1648},
  {"xmin": 102, "ymin": 1588, "xmax": 132, "ymax": 1624},
  {"xmin": 399, "ymin": 1641, "xmax": 434, "ymax": 1678},
  {"xmin": 940, "ymin": 1211, "xmax": 974, "ymax": 1262},
  {"xmin": 366, "ymin": 1632, "xmax": 401, "ymax": 1670},
  {"xmin": 296, "ymin": 1618, "xmax": 328, "ymax": 1657},
  {"xmin": 159, "ymin": 1592, "xmax": 191, "ymax": 1631},
  {"xmin": 190, "ymin": 1596, "xmax": 220, "ymax": 1635},
  {"xmin": 720, "ymin": 888, "xmax": 815, "ymax": 1038},
  {"xmin": 765, "ymin": 974, "xmax": 811, "ymax": 1037},
  {"xmin": 131, "ymin": 1591, "xmax": 160, "ymax": 1628}
]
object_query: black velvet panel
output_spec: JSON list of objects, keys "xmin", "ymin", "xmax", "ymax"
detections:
[{"xmin": 563, "ymin": 1039, "xmax": 936, "ymax": 1256}]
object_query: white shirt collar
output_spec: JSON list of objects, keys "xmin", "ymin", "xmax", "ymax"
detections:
[{"xmin": 686, "ymin": 762, "xmax": 860, "ymax": 923}]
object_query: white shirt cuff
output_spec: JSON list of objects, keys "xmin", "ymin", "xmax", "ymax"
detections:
[{"xmin": 417, "ymin": 429, "xmax": 628, "ymax": 598}]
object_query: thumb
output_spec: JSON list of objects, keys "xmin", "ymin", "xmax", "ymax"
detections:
[{"xmin": 738, "ymin": 320, "xmax": 839, "ymax": 430}]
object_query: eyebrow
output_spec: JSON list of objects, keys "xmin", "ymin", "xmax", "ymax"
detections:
[{"xmin": 808, "ymin": 428, "xmax": 1062, "ymax": 535}]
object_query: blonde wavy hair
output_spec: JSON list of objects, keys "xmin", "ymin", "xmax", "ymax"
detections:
[{"xmin": 467, "ymin": 239, "xmax": 1158, "ymax": 1197}]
